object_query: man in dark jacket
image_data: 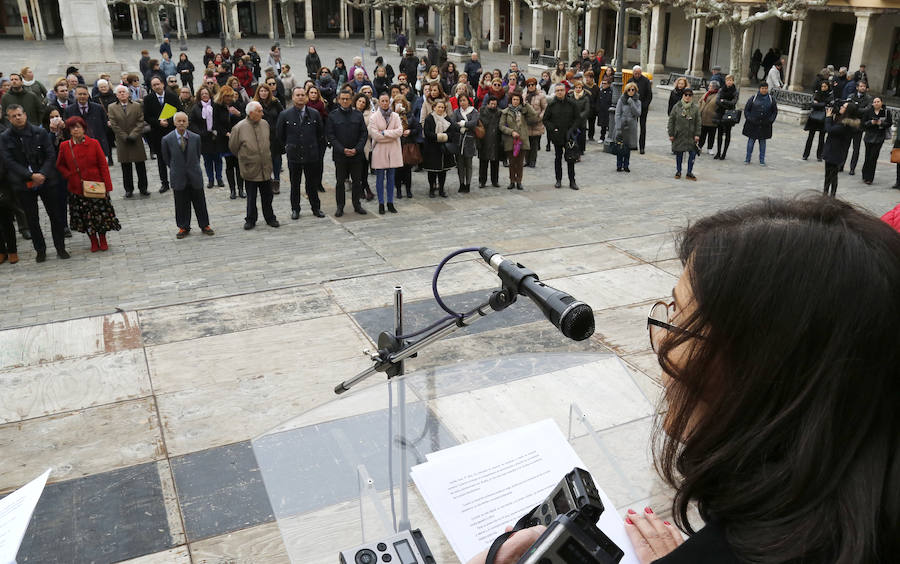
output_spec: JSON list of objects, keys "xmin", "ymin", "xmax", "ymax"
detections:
[
  {"xmin": 399, "ymin": 49, "xmax": 420, "ymax": 83},
  {"xmin": 0, "ymin": 104, "xmax": 68, "ymax": 262},
  {"xmin": 277, "ymin": 87, "xmax": 326, "ymax": 220},
  {"xmin": 144, "ymin": 77, "xmax": 180, "ymax": 193},
  {"xmin": 844, "ymin": 81, "xmax": 873, "ymax": 175},
  {"xmin": 627, "ymin": 65, "xmax": 652, "ymax": 154},
  {"xmin": 66, "ymin": 85, "xmax": 110, "ymax": 158},
  {"xmin": 426, "ymin": 39, "xmax": 440, "ymax": 68},
  {"xmin": 542, "ymin": 84, "xmax": 580, "ymax": 189},
  {"xmin": 325, "ymin": 90, "xmax": 368, "ymax": 216},
  {"xmin": 1, "ymin": 73, "xmax": 43, "ymax": 125},
  {"xmin": 464, "ymin": 53, "xmax": 483, "ymax": 88}
]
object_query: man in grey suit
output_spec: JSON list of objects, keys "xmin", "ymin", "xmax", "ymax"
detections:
[{"xmin": 161, "ymin": 112, "xmax": 214, "ymax": 238}]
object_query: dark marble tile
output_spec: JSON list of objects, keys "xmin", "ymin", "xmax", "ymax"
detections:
[
  {"xmin": 170, "ymin": 441, "xmax": 274, "ymax": 541},
  {"xmin": 252, "ymin": 402, "xmax": 457, "ymax": 519},
  {"xmin": 13, "ymin": 462, "xmax": 172, "ymax": 563}
]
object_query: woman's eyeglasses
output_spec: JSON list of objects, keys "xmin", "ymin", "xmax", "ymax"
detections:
[{"xmin": 647, "ymin": 301, "xmax": 702, "ymax": 354}]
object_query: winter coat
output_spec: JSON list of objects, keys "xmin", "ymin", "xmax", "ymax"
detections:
[
  {"xmin": 822, "ymin": 116, "xmax": 859, "ymax": 165},
  {"xmin": 441, "ymin": 70, "xmax": 459, "ymax": 97},
  {"xmin": 1, "ymin": 88, "xmax": 43, "ymax": 124},
  {"xmin": 452, "ymin": 107, "xmax": 479, "ymax": 158},
  {"xmin": 316, "ymin": 75, "xmax": 337, "ymax": 106},
  {"xmin": 260, "ymin": 98, "xmax": 285, "ymax": 154},
  {"xmin": 542, "ymin": 96, "xmax": 580, "ymax": 146},
  {"xmin": 422, "ymin": 113, "xmax": 458, "ymax": 171},
  {"xmin": 177, "ymin": 60, "xmax": 195, "ymax": 85},
  {"xmin": 804, "ymin": 88, "xmax": 831, "ymax": 132},
  {"xmin": 464, "ymin": 61, "xmax": 483, "ymax": 87},
  {"xmin": 55, "ymin": 136, "xmax": 113, "ymax": 196},
  {"xmin": 845, "ymin": 91, "xmax": 873, "ymax": 118},
  {"xmin": 306, "ymin": 53, "xmax": 321, "ymax": 79},
  {"xmin": 476, "ymin": 104, "xmax": 503, "ymax": 161},
  {"xmin": 106, "ymin": 100, "xmax": 147, "ymax": 162},
  {"xmin": 668, "ymin": 101, "xmax": 702, "ymax": 153},
  {"xmin": 627, "ymin": 75, "xmax": 653, "ymax": 111},
  {"xmin": 862, "ymin": 107, "xmax": 893, "ymax": 145},
  {"xmin": 368, "ymin": 110, "xmax": 404, "ymax": 169},
  {"xmin": 64, "ymin": 101, "xmax": 110, "ymax": 156},
  {"xmin": 276, "ymin": 105, "xmax": 325, "ymax": 164},
  {"xmin": 594, "ymin": 86, "xmax": 613, "ymax": 127},
  {"xmin": 499, "ymin": 104, "xmax": 538, "ymax": 152},
  {"xmin": 228, "ymin": 118, "xmax": 272, "ymax": 181},
  {"xmin": 188, "ymin": 101, "xmax": 229, "ymax": 155},
  {"xmin": 742, "ymin": 92, "xmax": 777, "ymax": 140},
  {"xmin": 0, "ymin": 124, "xmax": 58, "ymax": 190},
  {"xmin": 715, "ymin": 85, "xmax": 739, "ymax": 127},
  {"xmin": 668, "ymin": 88, "xmax": 685, "ymax": 116},
  {"xmin": 698, "ymin": 90, "xmax": 719, "ymax": 127},
  {"xmin": 234, "ymin": 65, "xmax": 253, "ymax": 91},
  {"xmin": 567, "ymin": 91, "xmax": 592, "ymax": 129},
  {"xmin": 325, "ymin": 106, "xmax": 368, "ymax": 162},
  {"xmin": 614, "ymin": 95, "xmax": 641, "ymax": 149},
  {"xmin": 160, "ymin": 58, "xmax": 177, "ymax": 78},
  {"xmin": 399, "ymin": 56, "xmax": 419, "ymax": 82},
  {"xmin": 525, "ymin": 93, "xmax": 547, "ymax": 136},
  {"xmin": 280, "ymin": 71, "xmax": 299, "ymax": 96}
]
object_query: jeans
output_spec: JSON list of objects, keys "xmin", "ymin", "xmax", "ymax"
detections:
[
  {"xmin": 824, "ymin": 162, "xmax": 840, "ymax": 197},
  {"xmin": 288, "ymin": 161, "xmax": 323, "ymax": 212},
  {"xmin": 375, "ymin": 168, "xmax": 396, "ymax": 203},
  {"xmin": 202, "ymin": 153, "xmax": 223, "ymax": 184},
  {"xmin": 745, "ymin": 138, "xmax": 767, "ymax": 163},
  {"xmin": 456, "ymin": 156, "xmax": 473, "ymax": 187},
  {"xmin": 675, "ymin": 151, "xmax": 696, "ymax": 174},
  {"xmin": 553, "ymin": 144, "xmax": 576, "ymax": 181},
  {"xmin": 861, "ymin": 141, "xmax": 883, "ymax": 182},
  {"xmin": 616, "ymin": 146, "xmax": 631, "ymax": 170},
  {"xmin": 18, "ymin": 187, "xmax": 66, "ymax": 252},
  {"xmin": 244, "ymin": 180, "xmax": 276, "ymax": 224}
]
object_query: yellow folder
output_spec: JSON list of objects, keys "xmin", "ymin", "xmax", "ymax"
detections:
[{"xmin": 159, "ymin": 103, "xmax": 178, "ymax": 121}]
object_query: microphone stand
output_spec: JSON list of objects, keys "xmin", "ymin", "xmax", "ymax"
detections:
[{"xmin": 333, "ymin": 283, "xmax": 520, "ymax": 533}]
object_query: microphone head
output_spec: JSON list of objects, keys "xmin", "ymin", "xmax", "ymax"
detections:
[{"xmin": 560, "ymin": 302, "xmax": 595, "ymax": 341}]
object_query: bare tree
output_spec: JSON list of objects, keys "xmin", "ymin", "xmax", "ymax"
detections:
[
  {"xmin": 674, "ymin": 0, "xmax": 828, "ymax": 82},
  {"xmin": 626, "ymin": 0, "xmax": 668, "ymax": 69},
  {"xmin": 525, "ymin": 0, "xmax": 615, "ymax": 63}
]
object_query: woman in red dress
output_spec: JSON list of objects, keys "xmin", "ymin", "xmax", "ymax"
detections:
[{"xmin": 55, "ymin": 116, "xmax": 121, "ymax": 253}]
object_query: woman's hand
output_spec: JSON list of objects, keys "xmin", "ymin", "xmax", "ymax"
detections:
[
  {"xmin": 624, "ymin": 507, "xmax": 683, "ymax": 564},
  {"xmin": 465, "ymin": 525, "xmax": 546, "ymax": 564}
]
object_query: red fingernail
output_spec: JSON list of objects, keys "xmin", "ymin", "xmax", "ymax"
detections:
[
  {"xmin": 625, "ymin": 517, "xmax": 634, "ymax": 525},
  {"xmin": 644, "ymin": 507, "xmax": 653, "ymax": 514},
  {"xmin": 664, "ymin": 521, "xmax": 671, "ymax": 526},
  {"xmin": 627, "ymin": 508, "xmax": 637, "ymax": 515}
]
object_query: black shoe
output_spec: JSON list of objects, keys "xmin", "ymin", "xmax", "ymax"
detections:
[
  {"xmin": 139, "ymin": 190, "xmax": 150, "ymax": 197},
  {"xmin": 335, "ymin": 208, "xmax": 344, "ymax": 217},
  {"xmin": 554, "ymin": 180, "xmax": 561, "ymax": 188},
  {"xmin": 406, "ymin": 188, "xmax": 413, "ymax": 198},
  {"xmin": 817, "ymin": 157, "xmax": 823, "ymax": 162},
  {"xmin": 243, "ymin": 221, "xmax": 255, "ymax": 230},
  {"xmin": 239, "ymin": 187, "xmax": 246, "ymax": 198},
  {"xmin": 624, "ymin": 167, "xmax": 631, "ymax": 173},
  {"xmin": 36, "ymin": 250, "xmax": 46, "ymax": 263},
  {"xmin": 569, "ymin": 182, "xmax": 579, "ymax": 190},
  {"xmin": 478, "ymin": 182, "xmax": 486, "ymax": 188},
  {"xmin": 848, "ymin": 169, "xmax": 855, "ymax": 176},
  {"xmin": 801, "ymin": 155, "xmax": 808, "ymax": 161},
  {"xmin": 396, "ymin": 189, "xmax": 403, "ymax": 199},
  {"xmin": 64, "ymin": 227, "xmax": 72, "ymax": 238},
  {"xmin": 429, "ymin": 188, "xmax": 436, "ymax": 198},
  {"xmin": 267, "ymin": 220, "xmax": 280, "ymax": 228},
  {"xmin": 354, "ymin": 206, "xmax": 368, "ymax": 215},
  {"xmin": 439, "ymin": 190, "xmax": 447, "ymax": 198},
  {"xmin": 207, "ymin": 182, "xmax": 214, "ymax": 189},
  {"xmin": 271, "ymin": 186, "xmax": 280, "ymax": 194},
  {"xmin": 379, "ymin": 203, "xmax": 386, "ymax": 215},
  {"xmin": 318, "ymin": 186, "xmax": 325, "ymax": 192},
  {"xmin": 125, "ymin": 192, "xmax": 134, "ymax": 199},
  {"xmin": 291, "ymin": 210, "xmax": 300, "ymax": 220},
  {"xmin": 516, "ymin": 183, "xmax": 523, "ymax": 190},
  {"xmin": 217, "ymin": 179, "xmax": 225, "ymax": 187},
  {"xmin": 545, "ymin": 145, "xmax": 550, "ymax": 152},
  {"xmin": 892, "ymin": 184, "xmax": 900, "ymax": 190},
  {"xmin": 507, "ymin": 183, "xmax": 515, "ymax": 190},
  {"xmin": 230, "ymin": 188, "xmax": 237, "ymax": 199},
  {"xmin": 714, "ymin": 154, "xmax": 721, "ymax": 160},
  {"xmin": 639, "ymin": 150, "xmax": 645, "ymax": 155},
  {"xmin": 491, "ymin": 183, "xmax": 500, "ymax": 188},
  {"xmin": 150, "ymin": 153, "xmax": 156, "ymax": 160},
  {"xmin": 20, "ymin": 229, "xmax": 31, "ymax": 240},
  {"xmin": 387, "ymin": 203, "xmax": 397, "ymax": 213},
  {"xmin": 159, "ymin": 184, "xmax": 170, "ymax": 194},
  {"xmin": 313, "ymin": 209, "xmax": 325, "ymax": 218},
  {"xmin": 57, "ymin": 248, "xmax": 70, "ymax": 259}
]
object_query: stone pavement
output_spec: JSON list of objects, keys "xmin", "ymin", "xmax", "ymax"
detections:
[{"xmin": 1, "ymin": 37, "xmax": 899, "ymax": 564}]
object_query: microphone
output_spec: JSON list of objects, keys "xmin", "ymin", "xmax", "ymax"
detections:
[{"xmin": 479, "ymin": 247, "xmax": 595, "ymax": 341}]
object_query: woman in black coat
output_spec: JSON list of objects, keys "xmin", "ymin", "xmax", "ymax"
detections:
[
  {"xmin": 254, "ymin": 83, "xmax": 285, "ymax": 190},
  {"xmin": 802, "ymin": 80, "xmax": 832, "ymax": 161},
  {"xmin": 822, "ymin": 103, "xmax": 860, "ymax": 197},
  {"xmin": 177, "ymin": 54, "xmax": 196, "ymax": 95},
  {"xmin": 305, "ymin": 46, "xmax": 321, "ymax": 80},
  {"xmin": 714, "ymin": 75, "xmax": 739, "ymax": 160},
  {"xmin": 214, "ymin": 85, "xmax": 246, "ymax": 198},
  {"xmin": 422, "ymin": 99, "xmax": 458, "ymax": 197},
  {"xmin": 188, "ymin": 85, "xmax": 226, "ymax": 188},
  {"xmin": 861, "ymin": 96, "xmax": 892, "ymax": 185},
  {"xmin": 742, "ymin": 84, "xmax": 777, "ymax": 165},
  {"xmin": 668, "ymin": 77, "xmax": 688, "ymax": 115},
  {"xmin": 593, "ymin": 78, "xmax": 613, "ymax": 143}
]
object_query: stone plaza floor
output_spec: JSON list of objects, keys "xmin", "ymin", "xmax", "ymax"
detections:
[{"xmin": 1, "ymin": 37, "xmax": 899, "ymax": 563}]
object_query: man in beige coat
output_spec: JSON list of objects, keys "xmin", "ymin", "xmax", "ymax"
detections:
[
  {"xmin": 229, "ymin": 101, "xmax": 278, "ymax": 229},
  {"xmin": 107, "ymin": 85, "xmax": 149, "ymax": 197}
]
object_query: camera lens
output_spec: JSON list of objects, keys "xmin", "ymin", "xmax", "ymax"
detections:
[{"xmin": 355, "ymin": 549, "xmax": 377, "ymax": 564}]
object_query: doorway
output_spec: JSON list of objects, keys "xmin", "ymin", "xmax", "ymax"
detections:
[{"xmin": 826, "ymin": 23, "xmax": 854, "ymax": 70}]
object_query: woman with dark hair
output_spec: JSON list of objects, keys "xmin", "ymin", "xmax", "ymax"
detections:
[
  {"xmin": 393, "ymin": 94, "xmax": 419, "ymax": 199},
  {"xmin": 177, "ymin": 53, "xmax": 195, "ymax": 95},
  {"xmin": 316, "ymin": 67, "xmax": 337, "ymax": 109},
  {"xmin": 233, "ymin": 57, "xmax": 253, "ymax": 96},
  {"xmin": 499, "ymin": 91, "xmax": 538, "ymax": 190},
  {"xmin": 216, "ymin": 85, "xmax": 246, "ymax": 199},
  {"xmin": 470, "ymin": 194, "xmax": 900, "ymax": 564},
  {"xmin": 524, "ymin": 78, "xmax": 547, "ymax": 167},
  {"xmin": 822, "ymin": 102, "xmax": 860, "ymax": 197},
  {"xmin": 188, "ymin": 85, "xmax": 225, "ymax": 188},
  {"xmin": 441, "ymin": 61, "xmax": 460, "ymax": 95},
  {"xmin": 373, "ymin": 66, "xmax": 391, "ymax": 97},
  {"xmin": 452, "ymin": 93, "xmax": 479, "ymax": 193},
  {"xmin": 551, "ymin": 60, "xmax": 567, "ymax": 84},
  {"xmin": 202, "ymin": 46, "xmax": 216, "ymax": 68},
  {"xmin": 354, "ymin": 93, "xmax": 376, "ymax": 201},
  {"xmin": 803, "ymin": 80, "xmax": 832, "ymax": 161},
  {"xmin": 423, "ymin": 99, "xmax": 458, "ymax": 197},
  {"xmin": 55, "ymin": 116, "xmax": 121, "ymax": 253},
  {"xmin": 861, "ymin": 96, "xmax": 892, "ymax": 185},
  {"xmin": 220, "ymin": 46, "xmax": 232, "ymax": 65},
  {"xmin": 538, "ymin": 70, "xmax": 552, "ymax": 95},
  {"xmin": 333, "ymin": 58, "xmax": 348, "ymax": 89},
  {"xmin": 305, "ymin": 46, "xmax": 321, "ymax": 80},
  {"xmin": 306, "ymin": 86, "xmax": 329, "ymax": 122},
  {"xmin": 713, "ymin": 75, "xmax": 738, "ymax": 160},
  {"xmin": 253, "ymin": 83, "xmax": 284, "ymax": 191},
  {"xmin": 248, "ymin": 46, "xmax": 262, "ymax": 82}
]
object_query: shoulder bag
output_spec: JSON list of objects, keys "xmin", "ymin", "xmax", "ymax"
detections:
[
  {"xmin": 69, "ymin": 141, "xmax": 107, "ymax": 199},
  {"xmin": 721, "ymin": 109, "xmax": 742, "ymax": 125},
  {"xmin": 474, "ymin": 120, "xmax": 486, "ymax": 139},
  {"xmin": 891, "ymin": 148, "xmax": 900, "ymax": 164},
  {"xmin": 401, "ymin": 142, "xmax": 422, "ymax": 165}
]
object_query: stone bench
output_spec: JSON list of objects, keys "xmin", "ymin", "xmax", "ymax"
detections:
[
  {"xmin": 658, "ymin": 72, "xmax": 706, "ymax": 91},
  {"xmin": 528, "ymin": 49, "xmax": 557, "ymax": 69}
]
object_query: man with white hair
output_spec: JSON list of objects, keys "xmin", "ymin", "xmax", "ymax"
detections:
[
  {"xmin": 229, "ymin": 101, "xmax": 278, "ymax": 229},
  {"xmin": 627, "ymin": 65, "xmax": 652, "ymax": 154},
  {"xmin": 161, "ymin": 111, "xmax": 214, "ymax": 238}
]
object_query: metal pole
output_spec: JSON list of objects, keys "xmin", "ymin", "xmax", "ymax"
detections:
[{"xmin": 394, "ymin": 286, "xmax": 410, "ymax": 531}]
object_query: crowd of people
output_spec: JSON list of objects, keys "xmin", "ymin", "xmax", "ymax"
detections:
[{"xmin": 0, "ymin": 39, "xmax": 897, "ymax": 265}]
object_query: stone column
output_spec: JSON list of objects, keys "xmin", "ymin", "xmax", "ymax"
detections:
[
  {"xmin": 488, "ymin": 0, "xmax": 501, "ymax": 52},
  {"xmin": 29, "ymin": 0, "xmax": 46, "ymax": 40},
  {"xmin": 785, "ymin": 18, "xmax": 809, "ymax": 91},
  {"xmin": 455, "ymin": 5, "xmax": 465, "ymax": 46},
  {"xmin": 16, "ymin": 0, "xmax": 35, "ymax": 40},
  {"xmin": 646, "ymin": 4, "xmax": 666, "ymax": 75},
  {"xmin": 375, "ymin": 8, "xmax": 383, "ymax": 39},
  {"xmin": 848, "ymin": 10, "xmax": 876, "ymax": 73},
  {"xmin": 231, "ymin": 2, "xmax": 241, "ymax": 39},
  {"xmin": 129, "ymin": 1, "xmax": 141, "ymax": 40},
  {"xmin": 339, "ymin": 0, "xmax": 349, "ymax": 39},
  {"xmin": 531, "ymin": 8, "xmax": 543, "ymax": 54},
  {"xmin": 56, "ymin": 0, "xmax": 124, "ymax": 80},
  {"xmin": 597, "ymin": 9, "xmax": 608, "ymax": 53},
  {"xmin": 687, "ymin": 17, "xmax": 706, "ymax": 76},
  {"xmin": 584, "ymin": 8, "xmax": 598, "ymax": 52},
  {"xmin": 428, "ymin": 7, "xmax": 436, "ymax": 35},
  {"xmin": 555, "ymin": 12, "xmax": 568, "ymax": 61},
  {"xmin": 740, "ymin": 8, "xmax": 753, "ymax": 86},
  {"xmin": 305, "ymin": 0, "xmax": 315, "ymax": 39},
  {"xmin": 508, "ymin": 0, "xmax": 520, "ymax": 54},
  {"xmin": 267, "ymin": 0, "xmax": 275, "ymax": 39}
]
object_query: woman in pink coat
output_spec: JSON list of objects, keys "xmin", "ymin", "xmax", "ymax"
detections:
[{"xmin": 368, "ymin": 92, "xmax": 404, "ymax": 214}]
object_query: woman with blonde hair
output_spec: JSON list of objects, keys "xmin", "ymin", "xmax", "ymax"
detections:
[
  {"xmin": 215, "ymin": 85, "xmax": 246, "ymax": 198},
  {"xmin": 393, "ymin": 94, "xmax": 419, "ymax": 198},
  {"xmin": 614, "ymin": 81, "xmax": 641, "ymax": 172},
  {"xmin": 668, "ymin": 76, "xmax": 689, "ymax": 115}
]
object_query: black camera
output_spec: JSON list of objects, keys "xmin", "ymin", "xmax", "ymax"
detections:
[{"xmin": 514, "ymin": 468, "xmax": 624, "ymax": 564}]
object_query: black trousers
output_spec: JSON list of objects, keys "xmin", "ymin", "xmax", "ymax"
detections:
[
  {"xmin": 18, "ymin": 187, "xmax": 66, "ymax": 252},
  {"xmin": 334, "ymin": 156, "xmax": 363, "ymax": 210},
  {"xmin": 478, "ymin": 159, "xmax": 499, "ymax": 185},
  {"xmin": 0, "ymin": 206, "xmax": 16, "ymax": 254},
  {"xmin": 638, "ymin": 106, "xmax": 649, "ymax": 152},
  {"xmin": 596, "ymin": 116, "xmax": 609, "ymax": 142},
  {"xmin": 121, "ymin": 161, "xmax": 148, "ymax": 194},
  {"xmin": 824, "ymin": 162, "xmax": 840, "ymax": 197},
  {"xmin": 288, "ymin": 160, "xmax": 323, "ymax": 212},
  {"xmin": 154, "ymin": 144, "xmax": 170, "ymax": 188},
  {"xmin": 587, "ymin": 113, "xmax": 596, "ymax": 140},
  {"xmin": 716, "ymin": 125, "xmax": 732, "ymax": 156},
  {"xmin": 554, "ymin": 144, "xmax": 576, "ymax": 182},
  {"xmin": 699, "ymin": 126, "xmax": 717, "ymax": 150},
  {"xmin": 845, "ymin": 130, "xmax": 863, "ymax": 171},
  {"xmin": 396, "ymin": 165, "xmax": 412, "ymax": 192},
  {"xmin": 225, "ymin": 155, "xmax": 243, "ymax": 190},
  {"xmin": 527, "ymin": 135, "xmax": 541, "ymax": 166},
  {"xmin": 861, "ymin": 141, "xmax": 883, "ymax": 183},
  {"xmin": 245, "ymin": 180, "xmax": 276, "ymax": 224},
  {"xmin": 173, "ymin": 184, "xmax": 211, "ymax": 229},
  {"xmin": 803, "ymin": 130, "xmax": 825, "ymax": 160}
]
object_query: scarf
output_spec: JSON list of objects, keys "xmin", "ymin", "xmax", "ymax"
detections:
[
  {"xmin": 573, "ymin": 90, "xmax": 584, "ymax": 100},
  {"xmin": 201, "ymin": 100, "xmax": 213, "ymax": 131},
  {"xmin": 23, "ymin": 78, "xmax": 35, "ymax": 87},
  {"xmin": 433, "ymin": 112, "xmax": 450, "ymax": 137},
  {"xmin": 380, "ymin": 108, "xmax": 393, "ymax": 123},
  {"xmin": 459, "ymin": 106, "xmax": 474, "ymax": 119},
  {"xmin": 703, "ymin": 89, "xmax": 717, "ymax": 102}
]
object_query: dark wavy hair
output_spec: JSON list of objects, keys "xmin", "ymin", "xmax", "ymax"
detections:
[{"xmin": 655, "ymin": 195, "xmax": 900, "ymax": 563}]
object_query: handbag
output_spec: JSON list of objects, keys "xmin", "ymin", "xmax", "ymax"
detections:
[
  {"xmin": 721, "ymin": 109, "xmax": 742, "ymax": 125},
  {"xmin": 891, "ymin": 148, "xmax": 900, "ymax": 164},
  {"xmin": 474, "ymin": 120, "xmax": 486, "ymax": 139},
  {"xmin": 564, "ymin": 135, "xmax": 580, "ymax": 162},
  {"xmin": 401, "ymin": 142, "xmax": 422, "ymax": 165},
  {"xmin": 807, "ymin": 109, "xmax": 825, "ymax": 124},
  {"xmin": 69, "ymin": 141, "xmax": 107, "ymax": 199}
]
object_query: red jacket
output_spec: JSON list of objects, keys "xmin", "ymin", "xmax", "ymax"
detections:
[
  {"xmin": 234, "ymin": 65, "xmax": 253, "ymax": 91},
  {"xmin": 55, "ymin": 136, "xmax": 114, "ymax": 196},
  {"xmin": 882, "ymin": 203, "xmax": 900, "ymax": 233}
]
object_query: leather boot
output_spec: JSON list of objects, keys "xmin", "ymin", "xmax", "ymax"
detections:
[
  {"xmin": 98, "ymin": 233, "xmax": 109, "ymax": 251},
  {"xmin": 230, "ymin": 186, "xmax": 237, "ymax": 199},
  {"xmin": 379, "ymin": 203, "xmax": 386, "ymax": 215},
  {"xmin": 429, "ymin": 184, "xmax": 436, "ymax": 198},
  {"xmin": 396, "ymin": 186, "xmax": 403, "ymax": 199},
  {"xmin": 365, "ymin": 186, "xmax": 375, "ymax": 201},
  {"xmin": 89, "ymin": 233, "xmax": 100, "ymax": 253},
  {"xmin": 238, "ymin": 186, "xmax": 246, "ymax": 198},
  {"xmin": 387, "ymin": 203, "xmax": 397, "ymax": 213},
  {"xmin": 406, "ymin": 186, "xmax": 413, "ymax": 198}
]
